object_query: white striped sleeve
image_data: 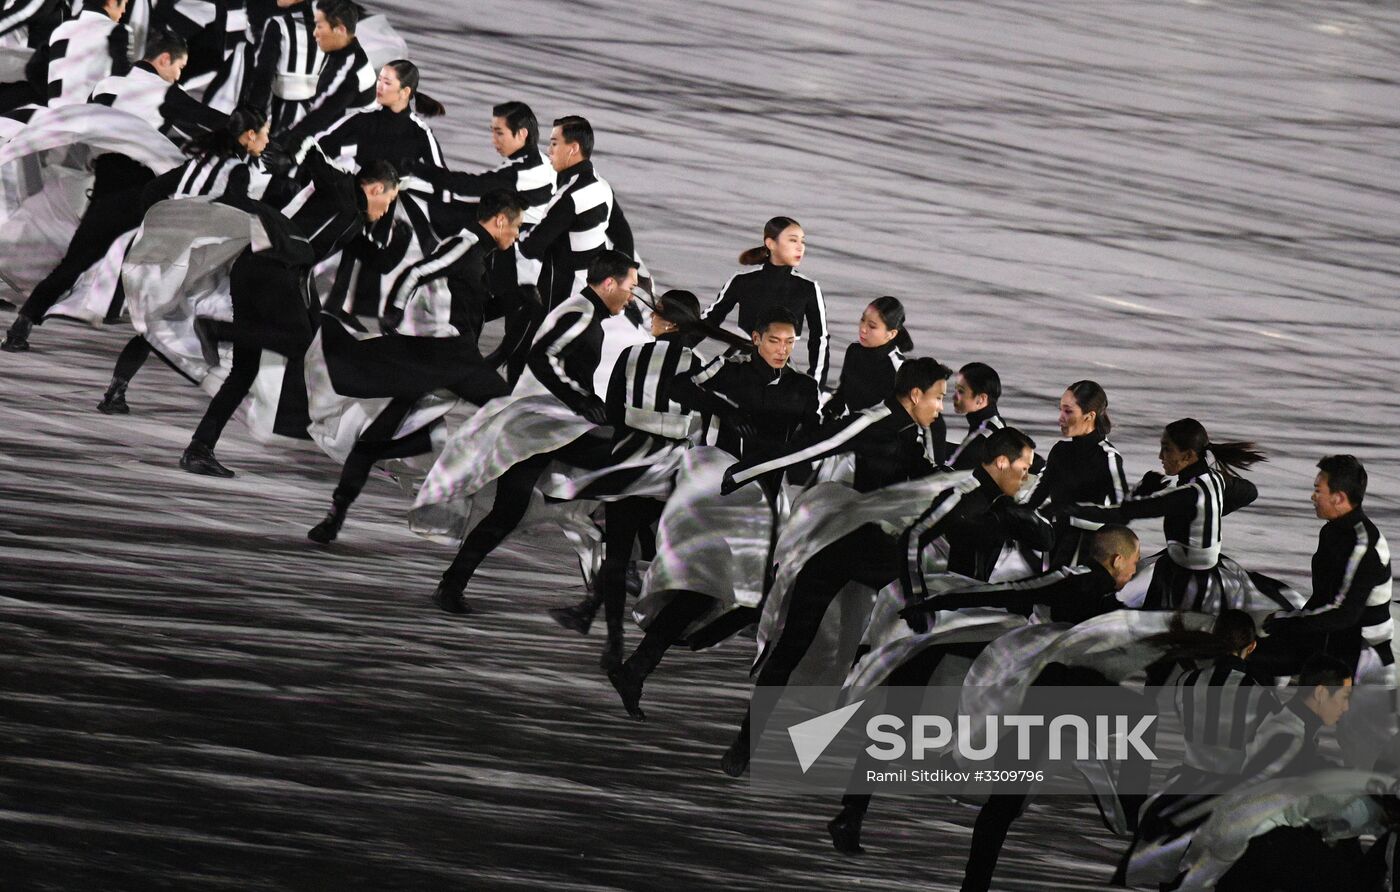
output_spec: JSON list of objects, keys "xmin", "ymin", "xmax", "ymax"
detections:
[
  {"xmin": 729, "ymin": 405, "xmax": 889, "ymax": 487},
  {"xmin": 388, "ymin": 235, "xmax": 471, "ymax": 310}
]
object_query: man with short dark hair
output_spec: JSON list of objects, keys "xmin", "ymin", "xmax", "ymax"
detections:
[
  {"xmin": 517, "ymin": 114, "xmax": 637, "ymax": 311},
  {"xmin": 1256, "ymin": 455, "xmax": 1392, "ymax": 676},
  {"xmin": 280, "ymin": 0, "xmax": 372, "ymax": 151},
  {"xmin": 402, "ymin": 99, "xmax": 557, "ymax": 382},
  {"xmin": 178, "ymin": 149, "xmax": 400, "ymax": 477},
  {"xmin": 423, "ymin": 249, "xmax": 640, "ymax": 614}
]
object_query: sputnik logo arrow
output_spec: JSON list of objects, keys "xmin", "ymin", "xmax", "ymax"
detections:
[{"xmin": 787, "ymin": 700, "xmax": 865, "ymax": 773}]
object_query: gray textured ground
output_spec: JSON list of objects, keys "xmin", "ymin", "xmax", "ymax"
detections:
[{"xmin": 2, "ymin": 1, "xmax": 1398, "ymax": 889}]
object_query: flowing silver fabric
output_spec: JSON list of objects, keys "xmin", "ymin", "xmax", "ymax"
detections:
[
  {"xmin": 632, "ymin": 446, "xmax": 776, "ymax": 634},
  {"xmin": 752, "ymin": 471, "xmax": 965, "ymax": 685},
  {"xmin": 1175, "ymin": 770, "xmax": 1399, "ymax": 890},
  {"xmin": 956, "ymin": 609, "xmax": 1217, "ymax": 753},
  {"xmin": 122, "ymin": 196, "xmax": 296, "ymax": 444},
  {"xmin": 356, "ymin": 16, "xmax": 409, "ymax": 71},
  {"xmin": 0, "ymin": 105, "xmax": 184, "ymax": 299}
]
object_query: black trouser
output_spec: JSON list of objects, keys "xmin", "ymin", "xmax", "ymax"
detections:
[
  {"xmin": 622, "ymin": 590, "xmax": 716, "ymax": 678},
  {"xmin": 112, "ymin": 335, "xmax": 153, "ymax": 383},
  {"xmin": 192, "ymin": 340, "xmax": 261, "ymax": 448},
  {"xmin": 330, "ymin": 397, "xmax": 435, "ymax": 507},
  {"xmin": 19, "ymin": 187, "xmax": 146, "ymax": 323},
  {"xmin": 594, "ymin": 497, "xmax": 664, "ymax": 632},
  {"xmin": 439, "ymin": 432, "xmax": 615, "ymax": 592},
  {"xmin": 958, "ymin": 664, "xmax": 1135, "ymax": 892},
  {"xmin": 733, "ymin": 524, "xmax": 904, "ymax": 750},
  {"xmin": 190, "ymin": 254, "xmax": 313, "ymax": 448},
  {"xmin": 839, "ymin": 641, "xmax": 989, "ymax": 821}
]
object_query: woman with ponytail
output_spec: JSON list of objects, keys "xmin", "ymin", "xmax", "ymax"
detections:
[
  {"xmin": 822, "ymin": 296, "xmax": 914, "ymax": 420},
  {"xmin": 1025, "ymin": 380, "xmax": 1131, "ymax": 568},
  {"xmin": 312, "ymin": 58, "xmax": 446, "ymax": 318},
  {"xmin": 312, "ymin": 58, "xmax": 446, "ymax": 173},
  {"xmin": 1068, "ymin": 417, "xmax": 1266, "ymax": 611},
  {"xmin": 545, "ymin": 290, "xmax": 756, "ymax": 669},
  {"xmin": 702, "ymin": 215, "xmax": 831, "ymax": 388}
]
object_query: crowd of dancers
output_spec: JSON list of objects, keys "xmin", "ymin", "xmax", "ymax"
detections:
[{"xmin": 1, "ymin": 2, "xmax": 1397, "ymax": 889}]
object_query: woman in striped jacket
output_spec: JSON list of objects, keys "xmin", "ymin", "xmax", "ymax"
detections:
[{"xmin": 1068, "ymin": 417, "xmax": 1264, "ymax": 611}]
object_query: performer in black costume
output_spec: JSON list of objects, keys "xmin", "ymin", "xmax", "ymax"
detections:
[
  {"xmin": 313, "ymin": 58, "xmax": 446, "ymax": 321},
  {"xmin": 607, "ymin": 356, "xmax": 950, "ymax": 722},
  {"xmin": 3, "ymin": 29, "xmax": 228, "ymax": 352},
  {"xmin": 304, "ymin": 189, "xmax": 529, "ymax": 543},
  {"xmin": 430, "ymin": 250, "xmax": 640, "ymax": 614},
  {"xmin": 825, "ymin": 525, "xmax": 1143, "ymax": 859},
  {"xmin": 178, "ymin": 147, "xmax": 398, "ymax": 477},
  {"xmin": 278, "ymin": 0, "xmax": 372, "ymax": 151},
  {"xmin": 946, "ymin": 361, "xmax": 1005, "ymax": 469},
  {"xmin": 1255, "ymin": 454, "xmax": 1393, "ymax": 676},
  {"xmin": 242, "ymin": 0, "xmax": 322, "ymax": 135},
  {"xmin": 544, "ymin": 290, "xmax": 755, "ymax": 668},
  {"xmin": 702, "ymin": 215, "xmax": 830, "ymax": 388},
  {"xmin": 402, "ymin": 100, "xmax": 556, "ymax": 382},
  {"xmin": 1067, "ymin": 418, "xmax": 1265, "ymax": 610},
  {"xmin": 1023, "ymin": 380, "xmax": 1130, "ymax": 568},
  {"xmin": 96, "ymin": 104, "xmax": 275, "ymax": 414}
]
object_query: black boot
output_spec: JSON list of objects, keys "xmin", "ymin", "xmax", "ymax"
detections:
[
  {"xmin": 96, "ymin": 379, "xmax": 130, "ymax": 415},
  {"xmin": 828, "ymin": 798, "xmax": 869, "ymax": 855},
  {"xmin": 180, "ymin": 440, "xmax": 234, "ymax": 478},
  {"xmin": 432, "ymin": 584, "xmax": 472, "ymax": 615},
  {"xmin": 1, "ymin": 315, "xmax": 32, "ymax": 352},
  {"xmin": 607, "ymin": 663, "xmax": 647, "ymax": 721},
  {"xmin": 625, "ymin": 560, "xmax": 643, "ymax": 597},
  {"xmin": 600, "ymin": 614, "xmax": 624, "ymax": 673},
  {"xmin": 548, "ymin": 590, "xmax": 601, "ymax": 635},
  {"xmin": 307, "ymin": 495, "xmax": 350, "ymax": 544}
]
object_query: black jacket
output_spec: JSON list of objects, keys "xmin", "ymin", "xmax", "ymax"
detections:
[
  {"xmin": 522, "ymin": 286, "xmax": 611, "ymax": 417},
  {"xmin": 681, "ymin": 353, "xmax": 819, "ymax": 466},
  {"xmin": 825, "ymin": 340, "xmax": 901, "ymax": 418},
  {"xmin": 725, "ymin": 395, "xmax": 936, "ymax": 494},
  {"xmin": 703, "ymin": 261, "xmax": 830, "ymax": 388}
]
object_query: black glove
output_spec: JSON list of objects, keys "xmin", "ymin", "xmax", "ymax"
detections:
[
  {"xmin": 719, "ymin": 468, "xmax": 741, "ymax": 496},
  {"xmin": 379, "ymin": 304, "xmax": 404, "ymax": 334},
  {"xmin": 723, "ymin": 411, "xmax": 757, "ymax": 441},
  {"xmin": 259, "ymin": 140, "xmax": 294, "ymax": 177},
  {"xmin": 581, "ymin": 401, "xmax": 609, "ymax": 426}
]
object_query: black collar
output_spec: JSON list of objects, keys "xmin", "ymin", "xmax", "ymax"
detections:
[
  {"xmin": 760, "ymin": 261, "xmax": 795, "ymax": 276},
  {"xmin": 1071, "ymin": 430, "xmax": 1106, "ymax": 445},
  {"xmin": 1325, "ymin": 507, "xmax": 1365, "ymax": 532},
  {"xmin": 966, "ymin": 404, "xmax": 1000, "ymax": 431},
  {"xmin": 557, "ymin": 159, "xmax": 594, "ymax": 181},
  {"xmin": 508, "ymin": 146, "xmax": 536, "ymax": 161},
  {"xmin": 1178, "ymin": 458, "xmax": 1210, "ymax": 482},
  {"xmin": 971, "ymin": 465, "xmax": 1005, "ymax": 501},
  {"xmin": 1287, "ymin": 694, "xmax": 1325, "ymax": 739},
  {"xmin": 463, "ymin": 220, "xmax": 492, "ymax": 250},
  {"xmin": 885, "ymin": 395, "xmax": 920, "ymax": 430},
  {"xmin": 580, "ymin": 286, "xmax": 611, "ymax": 317},
  {"xmin": 747, "ymin": 353, "xmax": 788, "ymax": 382}
]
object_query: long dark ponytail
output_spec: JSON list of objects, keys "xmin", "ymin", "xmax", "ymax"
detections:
[
  {"xmin": 1163, "ymin": 417, "xmax": 1266, "ymax": 478},
  {"xmin": 1143, "ymin": 609, "xmax": 1258, "ymax": 663},
  {"xmin": 1067, "ymin": 380, "xmax": 1111, "ymax": 437},
  {"xmin": 384, "ymin": 59, "xmax": 446, "ymax": 118},
  {"xmin": 738, "ymin": 215, "xmax": 801, "ymax": 265},
  {"xmin": 868, "ymin": 295, "xmax": 914, "ymax": 351},
  {"xmin": 652, "ymin": 289, "xmax": 754, "ymax": 352},
  {"xmin": 187, "ymin": 105, "xmax": 267, "ymax": 160}
]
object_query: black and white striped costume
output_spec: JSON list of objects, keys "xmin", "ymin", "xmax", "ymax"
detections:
[
  {"xmin": 1174, "ymin": 656, "xmax": 1279, "ymax": 778},
  {"xmin": 518, "ymin": 158, "xmax": 635, "ymax": 307},
  {"xmin": 88, "ymin": 59, "xmax": 227, "ymax": 142},
  {"xmin": 244, "ymin": 0, "xmax": 321, "ymax": 135},
  {"xmin": 42, "ymin": 6, "xmax": 128, "ymax": 107},
  {"xmin": 1069, "ymin": 460, "xmax": 1258, "ymax": 610},
  {"xmin": 947, "ymin": 404, "xmax": 1004, "ymax": 469},
  {"xmin": 901, "ymin": 467, "xmax": 1019, "ymax": 601},
  {"xmin": 0, "ymin": 0, "xmax": 59, "ymax": 47},
  {"xmin": 280, "ymin": 35, "xmax": 372, "ymax": 151}
]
